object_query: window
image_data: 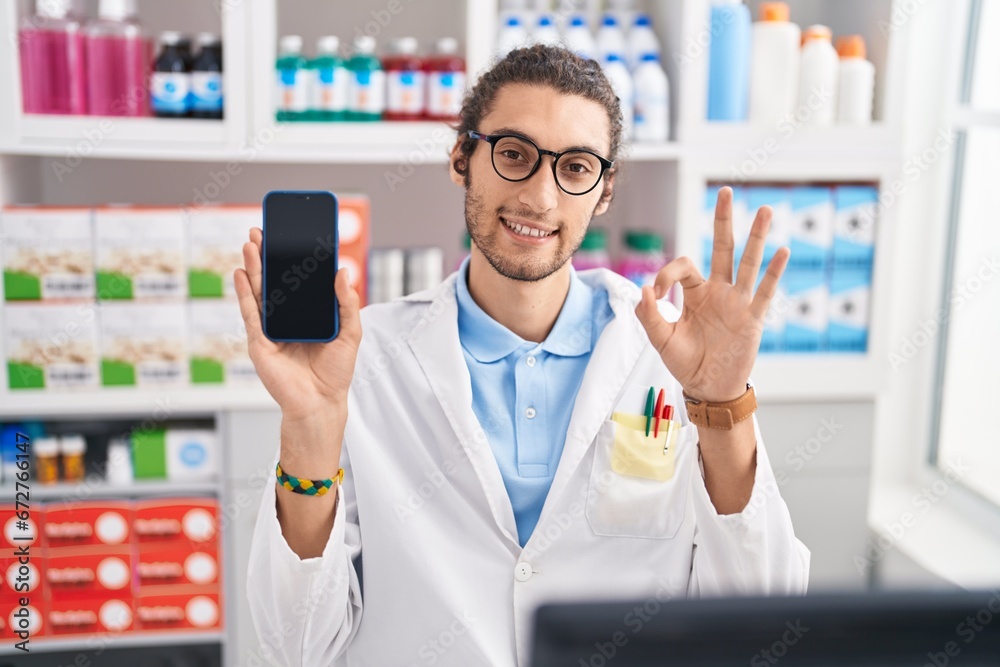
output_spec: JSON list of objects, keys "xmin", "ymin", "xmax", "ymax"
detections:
[{"xmin": 931, "ymin": 0, "xmax": 1000, "ymax": 505}]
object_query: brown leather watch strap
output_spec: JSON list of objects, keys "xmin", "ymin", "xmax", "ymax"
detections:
[{"xmin": 683, "ymin": 384, "xmax": 757, "ymax": 430}]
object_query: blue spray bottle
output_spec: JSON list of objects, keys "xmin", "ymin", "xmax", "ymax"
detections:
[{"xmin": 707, "ymin": 0, "xmax": 751, "ymax": 121}]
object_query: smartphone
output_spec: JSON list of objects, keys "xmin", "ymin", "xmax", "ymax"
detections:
[{"xmin": 262, "ymin": 190, "xmax": 339, "ymax": 342}]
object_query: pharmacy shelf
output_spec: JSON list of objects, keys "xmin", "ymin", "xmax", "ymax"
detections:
[
  {"xmin": 0, "ymin": 630, "xmax": 225, "ymax": 656},
  {"xmin": 751, "ymin": 355, "xmax": 884, "ymax": 402},
  {"xmin": 0, "ymin": 385, "xmax": 278, "ymax": 419},
  {"xmin": 0, "ymin": 479, "xmax": 219, "ymax": 501}
]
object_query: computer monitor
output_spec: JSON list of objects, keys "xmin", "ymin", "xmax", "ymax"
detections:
[{"xmin": 531, "ymin": 590, "xmax": 1000, "ymax": 666}]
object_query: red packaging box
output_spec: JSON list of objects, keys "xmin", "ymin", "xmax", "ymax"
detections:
[
  {"xmin": 135, "ymin": 586, "xmax": 223, "ymax": 632},
  {"xmin": 1, "ymin": 503, "xmax": 44, "ymax": 550},
  {"xmin": 137, "ymin": 543, "xmax": 219, "ymax": 588},
  {"xmin": 133, "ymin": 498, "xmax": 218, "ymax": 547},
  {"xmin": 0, "ymin": 600, "xmax": 45, "ymax": 641},
  {"xmin": 46, "ymin": 595, "xmax": 134, "ymax": 637},
  {"xmin": 338, "ymin": 194, "xmax": 370, "ymax": 307},
  {"xmin": 46, "ymin": 547, "xmax": 133, "ymax": 600},
  {"xmin": 44, "ymin": 501, "xmax": 131, "ymax": 549},
  {"xmin": 1, "ymin": 555, "xmax": 44, "ymax": 597}
]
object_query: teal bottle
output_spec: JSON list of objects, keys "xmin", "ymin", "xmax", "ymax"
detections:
[
  {"xmin": 275, "ymin": 34, "xmax": 308, "ymax": 122},
  {"xmin": 346, "ymin": 35, "xmax": 385, "ymax": 121},
  {"xmin": 307, "ymin": 36, "xmax": 348, "ymax": 121}
]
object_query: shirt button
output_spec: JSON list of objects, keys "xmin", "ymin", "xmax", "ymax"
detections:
[
  {"xmin": 526, "ymin": 355, "xmax": 536, "ymax": 367},
  {"xmin": 514, "ymin": 562, "xmax": 532, "ymax": 582},
  {"xmin": 525, "ymin": 407, "xmax": 536, "ymax": 419}
]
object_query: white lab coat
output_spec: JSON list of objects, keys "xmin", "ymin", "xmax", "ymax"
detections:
[{"xmin": 247, "ymin": 268, "xmax": 810, "ymax": 667}]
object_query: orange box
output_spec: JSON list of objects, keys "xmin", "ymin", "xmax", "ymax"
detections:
[
  {"xmin": 46, "ymin": 547, "xmax": 132, "ymax": 600},
  {"xmin": 46, "ymin": 595, "xmax": 133, "ymax": 636},
  {"xmin": 44, "ymin": 501, "xmax": 131, "ymax": 549},
  {"xmin": 1, "ymin": 504, "xmax": 44, "ymax": 550},
  {"xmin": 135, "ymin": 586, "xmax": 223, "ymax": 632},
  {"xmin": 337, "ymin": 194, "xmax": 370, "ymax": 307},
  {"xmin": 133, "ymin": 498, "xmax": 218, "ymax": 547},
  {"xmin": 1, "ymin": 556, "xmax": 44, "ymax": 597},
  {"xmin": 0, "ymin": 600, "xmax": 45, "ymax": 641},
  {"xmin": 137, "ymin": 543, "xmax": 219, "ymax": 588}
]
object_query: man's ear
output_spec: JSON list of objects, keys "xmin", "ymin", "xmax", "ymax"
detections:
[
  {"xmin": 592, "ymin": 170, "xmax": 616, "ymax": 217},
  {"xmin": 449, "ymin": 139, "xmax": 467, "ymax": 187}
]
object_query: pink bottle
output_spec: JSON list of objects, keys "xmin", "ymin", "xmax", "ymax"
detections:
[
  {"xmin": 84, "ymin": 0, "xmax": 150, "ymax": 116},
  {"xmin": 19, "ymin": 0, "xmax": 87, "ymax": 115}
]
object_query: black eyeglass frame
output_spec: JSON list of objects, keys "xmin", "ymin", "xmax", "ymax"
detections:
[{"xmin": 467, "ymin": 130, "xmax": 615, "ymax": 196}]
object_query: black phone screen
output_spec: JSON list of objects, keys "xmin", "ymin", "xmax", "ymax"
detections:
[{"xmin": 262, "ymin": 191, "xmax": 339, "ymax": 342}]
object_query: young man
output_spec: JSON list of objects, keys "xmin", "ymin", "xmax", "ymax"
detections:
[{"xmin": 238, "ymin": 45, "xmax": 808, "ymax": 667}]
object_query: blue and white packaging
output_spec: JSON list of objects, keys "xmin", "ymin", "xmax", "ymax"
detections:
[
  {"xmin": 788, "ymin": 187, "xmax": 834, "ymax": 273},
  {"xmin": 782, "ymin": 271, "xmax": 829, "ymax": 352},
  {"xmin": 833, "ymin": 186, "xmax": 878, "ymax": 274},
  {"xmin": 827, "ymin": 270, "xmax": 871, "ymax": 353},
  {"xmin": 759, "ymin": 279, "xmax": 790, "ymax": 353},
  {"xmin": 746, "ymin": 186, "xmax": 791, "ymax": 266},
  {"xmin": 166, "ymin": 429, "xmax": 219, "ymax": 482}
]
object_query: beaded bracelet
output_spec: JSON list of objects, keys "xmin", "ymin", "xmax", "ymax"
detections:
[{"xmin": 276, "ymin": 462, "xmax": 343, "ymax": 497}]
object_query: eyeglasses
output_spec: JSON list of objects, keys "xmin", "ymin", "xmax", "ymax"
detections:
[{"xmin": 467, "ymin": 130, "xmax": 614, "ymax": 196}]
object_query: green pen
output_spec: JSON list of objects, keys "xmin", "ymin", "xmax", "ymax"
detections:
[{"xmin": 644, "ymin": 386, "xmax": 655, "ymax": 436}]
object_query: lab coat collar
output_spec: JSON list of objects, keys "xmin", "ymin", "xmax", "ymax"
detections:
[{"xmin": 454, "ymin": 256, "xmax": 595, "ymax": 363}]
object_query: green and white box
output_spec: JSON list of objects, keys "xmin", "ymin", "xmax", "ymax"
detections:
[
  {"xmin": 188, "ymin": 299, "xmax": 257, "ymax": 384},
  {"xmin": 186, "ymin": 204, "xmax": 260, "ymax": 298},
  {"xmin": 99, "ymin": 302, "xmax": 188, "ymax": 386},
  {"xmin": 94, "ymin": 206, "xmax": 186, "ymax": 300},
  {"xmin": 5, "ymin": 303, "xmax": 100, "ymax": 390},
  {"xmin": 2, "ymin": 206, "xmax": 95, "ymax": 301}
]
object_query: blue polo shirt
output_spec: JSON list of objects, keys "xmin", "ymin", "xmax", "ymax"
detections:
[{"xmin": 456, "ymin": 256, "xmax": 614, "ymax": 547}]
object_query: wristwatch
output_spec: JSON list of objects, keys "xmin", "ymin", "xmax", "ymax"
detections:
[{"xmin": 682, "ymin": 383, "xmax": 757, "ymax": 430}]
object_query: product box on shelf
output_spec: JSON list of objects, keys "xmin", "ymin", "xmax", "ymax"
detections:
[
  {"xmin": 746, "ymin": 186, "xmax": 792, "ymax": 266},
  {"xmin": 828, "ymin": 269, "xmax": 871, "ymax": 353},
  {"xmin": 131, "ymin": 431, "xmax": 219, "ymax": 482},
  {"xmin": 137, "ymin": 543, "xmax": 220, "ymax": 588},
  {"xmin": 134, "ymin": 586, "xmax": 222, "ymax": 632},
  {"xmin": 98, "ymin": 301, "xmax": 188, "ymax": 387},
  {"xmin": 759, "ymin": 281, "xmax": 790, "ymax": 353},
  {"xmin": 783, "ymin": 270, "xmax": 830, "ymax": 352},
  {"xmin": 46, "ymin": 595, "xmax": 134, "ymax": 636},
  {"xmin": 338, "ymin": 194, "xmax": 371, "ymax": 307},
  {"xmin": 185, "ymin": 204, "xmax": 261, "ymax": 298},
  {"xmin": 188, "ymin": 299, "xmax": 257, "ymax": 384},
  {"xmin": 833, "ymin": 185, "xmax": 878, "ymax": 274},
  {"xmin": 1, "ymin": 206, "xmax": 95, "ymax": 301},
  {"xmin": 4, "ymin": 303, "xmax": 100, "ymax": 390},
  {"xmin": 133, "ymin": 498, "xmax": 219, "ymax": 544},
  {"xmin": 787, "ymin": 187, "xmax": 834, "ymax": 274},
  {"xmin": 1, "ymin": 502, "xmax": 43, "ymax": 549},
  {"xmin": 0, "ymin": 555, "xmax": 43, "ymax": 597},
  {"xmin": 45, "ymin": 547, "xmax": 133, "ymax": 599},
  {"xmin": 0, "ymin": 600, "xmax": 44, "ymax": 640},
  {"xmin": 94, "ymin": 206, "xmax": 187, "ymax": 300},
  {"xmin": 43, "ymin": 501, "xmax": 131, "ymax": 549}
]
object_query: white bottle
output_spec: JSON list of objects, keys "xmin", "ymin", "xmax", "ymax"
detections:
[
  {"xmin": 836, "ymin": 34, "xmax": 875, "ymax": 125},
  {"xmin": 310, "ymin": 36, "xmax": 350, "ymax": 119},
  {"xmin": 497, "ymin": 15, "xmax": 529, "ymax": 57},
  {"xmin": 532, "ymin": 14, "xmax": 562, "ymax": 47},
  {"xmin": 797, "ymin": 25, "xmax": 839, "ymax": 126},
  {"xmin": 596, "ymin": 14, "xmax": 626, "ymax": 63},
  {"xmin": 626, "ymin": 13, "xmax": 661, "ymax": 70},
  {"xmin": 563, "ymin": 14, "xmax": 597, "ymax": 60},
  {"xmin": 749, "ymin": 1, "xmax": 800, "ymax": 125},
  {"xmin": 499, "ymin": 0, "xmax": 530, "ymax": 27},
  {"xmin": 633, "ymin": 53, "xmax": 670, "ymax": 142},
  {"xmin": 606, "ymin": 0, "xmax": 636, "ymax": 30},
  {"xmin": 602, "ymin": 52, "xmax": 633, "ymax": 141}
]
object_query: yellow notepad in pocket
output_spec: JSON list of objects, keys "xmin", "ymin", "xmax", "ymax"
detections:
[{"xmin": 609, "ymin": 412, "xmax": 679, "ymax": 481}]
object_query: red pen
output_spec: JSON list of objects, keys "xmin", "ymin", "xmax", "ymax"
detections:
[{"xmin": 653, "ymin": 389, "xmax": 664, "ymax": 437}]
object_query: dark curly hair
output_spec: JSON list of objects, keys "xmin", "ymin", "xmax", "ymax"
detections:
[{"xmin": 452, "ymin": 44, "xmax": 623, "ymax": 201}]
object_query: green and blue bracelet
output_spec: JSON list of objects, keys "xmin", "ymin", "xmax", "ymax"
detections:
[{"xmin": 276, "ymin": 462, "xmax": 343, "ymax": 497}]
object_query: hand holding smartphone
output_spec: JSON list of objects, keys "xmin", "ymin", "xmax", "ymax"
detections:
[{"xmin": 262, "ymin": 190, "xmax": 340, "ymax": 342}]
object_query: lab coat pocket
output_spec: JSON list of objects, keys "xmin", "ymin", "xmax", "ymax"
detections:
[{"xmin": 586, "ymin": 418, "xmax": 689, "ymax": 539}]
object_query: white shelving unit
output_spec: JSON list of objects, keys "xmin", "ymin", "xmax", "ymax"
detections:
[{"xmin": 0, "ymin": 0, "xmax": 915, "ymax": 663}]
